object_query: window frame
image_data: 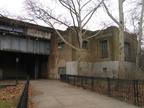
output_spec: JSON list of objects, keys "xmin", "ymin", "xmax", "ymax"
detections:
[
  {"xmin": 124, "ymin": 42, "xmax": 131, "ymax": 61},
  {"xmin": 82, "ymin": 41, "xmax": 88, "ymax": 49},
  {"xmin": 58, "ymin": 67, "xmax": 66, "ymax": 74},
  {"xmin": 101, "ymin": 40, "xmax": 108, "ymax": 58}
]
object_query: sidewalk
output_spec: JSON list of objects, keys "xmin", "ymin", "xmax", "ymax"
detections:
[{"xmin": 31, "ymin": 80, "xmax": 140, "ymax": 108}]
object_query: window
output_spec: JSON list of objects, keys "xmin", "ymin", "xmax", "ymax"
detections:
[
  {"xmin": 103, "ymin": 68, "xmax": 107, "ymax": 73},
  {"xmin": 58, "ymin": 42, "xmax": 65, "ymax": 49},
  {"xmin": 125, "ymin": 42, "xmax": 130, "ymax": 61},
  {"xmin": 82, "ymin": 41, "xmax": 88, "ymax": 49},
  {"xmin": 101, "ymin": 40, "xmax": 108, "ymax": 57},
  {"xmin": 58, "ymin": 67, "xmax": 66, "ymax": 74}
]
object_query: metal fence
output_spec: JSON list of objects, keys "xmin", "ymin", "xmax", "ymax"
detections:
[
  {"xmin": 17, "ymin": 75, "xmax": 30, "ymax": 108},
  {"xmin": 60, "ymin": 74, "xmax": 144, "ymax": 107}
]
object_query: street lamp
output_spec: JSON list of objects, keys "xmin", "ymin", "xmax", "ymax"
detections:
[{"xmin": 16, "ymin": 58, "xmax": 19, "ymax": 84}]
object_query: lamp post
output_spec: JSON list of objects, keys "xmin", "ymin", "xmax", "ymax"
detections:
[{"xmin": 16, "ymin": 58, "xmax": 19, "ymax": 84}]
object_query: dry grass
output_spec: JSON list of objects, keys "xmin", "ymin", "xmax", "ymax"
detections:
[{"xmin": 0, "ymin": 82, "xmax": 35, "ymax": 108}]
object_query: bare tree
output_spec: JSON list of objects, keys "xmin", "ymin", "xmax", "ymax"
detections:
[
  {"xmin": 103, "ymin": 0, "xmax": 125, "ymax": 78},
  {"xmin": 24, "ymin": 0, "xmax": 104, "ymax": 75},
  {"xmin": 0, "ymin": 9, "xmax": 18, "ymax": 18},
  {"xmin": 127, "ymin": 0, "xmax": 144, "ymax": 74},
  {"xmin": 134, "ymin": 0, "xmax": 144, "ymax": 73},
  {"xmin": 84, "ymin": 49, "xmax": 97, "ymax": 76}
]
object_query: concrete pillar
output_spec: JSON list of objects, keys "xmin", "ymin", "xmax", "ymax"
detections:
[{"xmin": 35, "ymin": 55, "xmax": 39, "ymax": 79}]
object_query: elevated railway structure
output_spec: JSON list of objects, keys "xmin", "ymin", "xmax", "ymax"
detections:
[{"xmin": 0, "ymin": 17, "xmax": 54, "ymax": 79}]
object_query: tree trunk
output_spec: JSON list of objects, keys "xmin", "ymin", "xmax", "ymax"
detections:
[
  {"xmin": 136, "ymin": 0, "xmax": 144, "ymax": 73},
  {"xmin": 77, "ymin": 49, "xmax": 83, "ymax": 75},
  {"xmin": 136, "ymin": 35, "xmax": 142, "ymax": 73},
  {"xmin": 136, "ymin": 44, "xmax": 141, "ymax": 72},
  {"xmin": 118, "ymin": 0, "xmax": 125, "ymax": 78},
  {"xmin": 118, "ymin": 27, "xmax": 125, "ymax": 78}
]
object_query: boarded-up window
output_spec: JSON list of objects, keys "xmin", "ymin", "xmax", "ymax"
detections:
[
  {"xmin": 58, "ymin": 67, "xmax": 66, "ymax": 74},
  {"xmin": 103, "ymin": 68, "xmax": 107, "ymax": 73},
  {"xmin": 101, "ymin": 40, "xmax": 108, "ymax": 58},
  {"xmin": 125, "ymin": 42, "xmax": 130, "ymax": 61}
]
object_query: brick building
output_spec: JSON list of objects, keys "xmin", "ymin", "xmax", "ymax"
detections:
[
  {"xmin": 0, "ymin": 17, "xmax": 137, "ymax": 79},
  {"xmin": 49, "ymin": 26, "xmax": 137, "ymax": 79}
]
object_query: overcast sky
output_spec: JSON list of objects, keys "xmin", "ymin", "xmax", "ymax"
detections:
[
  {"xmin": 0, "ymin": 0, "xmax": 143, "ymax": 47},
  {"xmin": 0, "ymin": 0, "xmax": 134, "ymax": 30},
  {"xmin": 0, "ymin": 0, "xmax": 117, "ymax": 31},
  {"xmin": 0, "ymin": 0, "xmax": 25, "ymax": 15},
  {"xmin": 0, "ymin": 0, "xmax": 141, "ymax": 32}
]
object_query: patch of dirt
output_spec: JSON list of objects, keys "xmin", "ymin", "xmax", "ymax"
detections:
[{"xmin": 0, "ymin": 83, "xmax": 35, "ymax": 108}]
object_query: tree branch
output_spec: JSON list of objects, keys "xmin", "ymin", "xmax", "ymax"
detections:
[
  {"xmin": 83, "ymin": 26, "xmax": 106, "ymax": 41},
  {"xmin": 82, "ymin": 0, "xmax": 104, "ymax": 28},
  {"xmin": 43, "ymin": 18, "xmax": 78, "ymax": 51},
  {"xmin": 81, "ymin": 0, "xmax": 92, "ymax": 10},
  {"xmin": 103, "ymin": 1, "xmax": 122, "ymax": 27}
]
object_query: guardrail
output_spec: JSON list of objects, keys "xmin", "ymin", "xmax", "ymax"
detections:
[
  {"xmin": 60, "ymin": 74, "xmax": 144, "ymax": 107},
  {"xmin": 17, "ymin": 75, "xmax": 30, "ymax": 108}
]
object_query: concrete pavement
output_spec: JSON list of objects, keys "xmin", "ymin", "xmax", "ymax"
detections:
[{"xmin": 30, "ymin": 80, "xmax": 140, "ymax": 108}]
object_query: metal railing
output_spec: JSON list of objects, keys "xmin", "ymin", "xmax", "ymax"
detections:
[
  {"xmin": 17, "ymin": 75, "xmax": 30, "ymax": 108},
  {"xmin": 60, "ymin": 74, "xmax": 144, "ymax": 107}
]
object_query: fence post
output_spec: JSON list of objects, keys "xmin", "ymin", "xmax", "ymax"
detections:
[
  {"xmin": 85, "ymin": 76, "xmax": 87, "ymax": 84},
  {"xmin": 81, "ymin": 76, "xmax": 83, "ymax": 87},
  {"xmin": 107, "ymin": 78, "xmax": 111, "ymax": 96},
  {"xmin": 68, "ymin": 75, "xmax": 69, "ymax": 84},
  {"xmin": 133, "ymin": 80, "xmax": 139, "ymax": 105},
  {"xmin": 74, "ymin": 76, "xmax": 75, "ymax": 85},
  {"xmin": 91, "ymin": 77, "xmax": 94, "ymax": 92},
  {"xmin": 62, "ymin": 74, "xmax": 65, "ymax": 82},
  {"xmin": 60, "ymin": 74, "xmax": 62, "ymax": 81}
]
